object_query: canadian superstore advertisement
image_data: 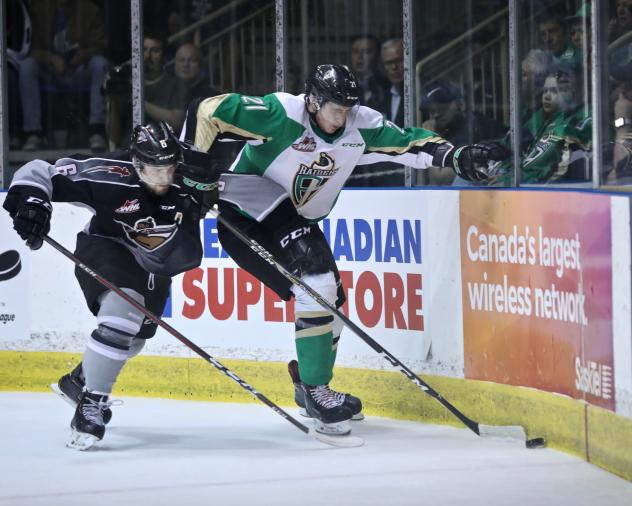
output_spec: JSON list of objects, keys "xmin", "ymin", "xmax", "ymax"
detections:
[{"xmin": 163, "ymin": 190, "xmax": 464, "ymax": 374}]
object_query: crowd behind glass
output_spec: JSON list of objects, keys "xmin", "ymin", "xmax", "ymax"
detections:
[{"xmin": 4, "ymin": 0, "xmax": 631, "ymax": 188}]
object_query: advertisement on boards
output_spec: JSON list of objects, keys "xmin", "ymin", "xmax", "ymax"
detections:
[
  {"xmin": 0, "ymin": 193, "xmax": 31, "ymax": 343},
  {"xmin": 460, "ymin": 191, "xmax": 614, "ymax": 410},
  {"xmin": 161, "ymin": 190, "xmax": 464, "ymax": 373}
]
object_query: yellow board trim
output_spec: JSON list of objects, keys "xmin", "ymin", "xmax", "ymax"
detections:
[{"xmin": 1, "ymin": 350, "xmax": 630, "ymax": 481}]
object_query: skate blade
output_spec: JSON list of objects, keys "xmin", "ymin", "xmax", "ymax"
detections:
[
  {"xmin": 67, "ymin": 429, "xmax": 100, "ymax": 451},
  {"xmin": 300, "ymin": 407, "xmax": 364, "ymax": 421},
  {"xmin": 309, "ymin": 428, "xmax": 364, "ymax": 448},
  {"xmin": 51, "ymin": 383, "xmax": 78, "ymax": 409},
  {"xmin": 313, "ymin": 419, "xmax": 352, "ymax": 436}
]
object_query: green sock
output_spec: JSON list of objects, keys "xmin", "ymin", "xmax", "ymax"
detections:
[{"xmin": 296, "ymin": 331, "xmax": 333, "ymax": 385}]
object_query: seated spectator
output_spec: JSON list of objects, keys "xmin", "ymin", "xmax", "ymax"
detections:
[
  {"xmin": 609, "ymin": 0, "xmax": 632, "ymax": 43},
  {"xmin": 380, "ymin": 38, "xmax": 404, "ymax": 124},
  {"xmin": 349, "ymin": 34, "xmax": 388, "ymax": 110},
  {"xmin": 607, "ymin": 83, "xmax": 632, "ymax": 184},
  {"xmin": 419, "ymin": 80, "xmax": 506, "ymax": 185},
  {"xmin": 537, "ymin": 7, "xmax": 581, "ymax": 67},
  {"xmin": 106, "ymin": 31, "xmax": 187, "ymax": 149},
  {"xmin": 521, "ymin": 49, "xmax": 554, "ymax": 116},
  {"xmin": 494, "ymin": 64, "xmax": 591, "ymax": 185},
  {"xmin": 173, "ymin": 42, "xmax": 220, "ymax": 104},
  {"xmin": 567, "ymin": 3, "xmax": 591, "ymax": 63},
  {"xmin": 347, "ymin": 39, "xmax": 405, "ymax": 187},
  {"xmin": 17, "ymin": 0, "xmax": 108, "ymax": 151}
]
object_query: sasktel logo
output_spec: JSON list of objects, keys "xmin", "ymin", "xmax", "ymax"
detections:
[{"xmin": 575, "ymin": 356, "xmax": 613, "ymax": 400}]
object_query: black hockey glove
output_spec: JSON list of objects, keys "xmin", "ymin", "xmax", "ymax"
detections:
[
  {"xmin": 175, "ymin": 163, "xmax": 223, "ymax": 215},
  {"xmin": 433, "ymin": 141, "xmax": 510, "ymax": 182},
  {"xmin": 3, "ymin": 186, "xmax": 53, "ymax": 250}
]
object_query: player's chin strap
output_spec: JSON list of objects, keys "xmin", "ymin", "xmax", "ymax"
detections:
[
  {"xmin": 41, "ymin": 235, "xmax": 363, "ymax": 450},
  {"xmin": 210, "ymin": 208, "xmax": 545, "ymax": 449}
]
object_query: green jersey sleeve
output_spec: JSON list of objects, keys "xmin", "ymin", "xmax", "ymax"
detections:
[
  {"xmin": 356, "ymin": 111, "xmax": 448, "ymax": 167},
  {"xmin": 191, "ymin": 93, "xmax": 289, "ymax": 152}
]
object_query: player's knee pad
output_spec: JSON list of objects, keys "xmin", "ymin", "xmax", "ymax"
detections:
[
  {"xmin": 97, "ymin": 289, "xmax": 145, "ymax": 335},
  {"xmin": 89, "ymin": 289, "xmax": 145, "ymax": 360},
  {"xmin": 292, "ymin": 272, "xmax": 337, "ymax": 313}
]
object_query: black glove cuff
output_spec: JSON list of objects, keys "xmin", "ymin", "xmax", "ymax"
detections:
[
  {"xmin": 431, "ymin": 143, "xmax": 456, "ymax": 169},
  {"xmin": 11, "ymin": 185, "xmax": 50, "ymax": 202},
  {"xmin": 3, "ymin": 185, "xmax": 51, "ymax": 217}
]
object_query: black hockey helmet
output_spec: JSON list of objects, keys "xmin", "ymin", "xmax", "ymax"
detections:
[
  {"xmin": 130, "ymin": 121, "xmax": 182, "ymax": 166},
  {"xmin": 304, "ymin": 64, "xmax": 360, "ymax": 109}
]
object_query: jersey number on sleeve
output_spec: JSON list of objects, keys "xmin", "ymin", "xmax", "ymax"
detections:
[{"xmin": 241, "ymin": 96, "xmax": 268, "ymax": 111}]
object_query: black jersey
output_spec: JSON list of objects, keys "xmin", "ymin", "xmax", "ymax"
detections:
[{"xmin": 9, "ymin": 153, "xmax": 204, "ymax": 277}]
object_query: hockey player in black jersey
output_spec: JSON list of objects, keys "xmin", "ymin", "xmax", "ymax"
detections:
[{"xmin": 3, "ymin": 121, "xmax": 221, "ymax": 450}]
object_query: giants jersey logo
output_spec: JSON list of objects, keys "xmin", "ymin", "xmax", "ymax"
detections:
[
  {"xmin": 114, "ymin": 216, "xmax": 180, "ymax": 251},
  {"xmin": 85, "ymin": 165, "xmax": 131, "ymax": 178},
  {"xmin": 292, "ymin": 152, "xmax": 339, "ymax": 207}
]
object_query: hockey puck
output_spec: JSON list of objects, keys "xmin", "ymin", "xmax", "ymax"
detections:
[
  {"xmin": 526, "ymin": 437, "xmax": 546, "ymax": 449},
  {"xmin": 0, "ymin": 250, "xmax": 21, "ymax": 282}
]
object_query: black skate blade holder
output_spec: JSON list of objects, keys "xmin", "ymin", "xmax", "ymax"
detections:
[{"xmin": 210, "ymin": 209, "xmax": 545, "ymax": 449}]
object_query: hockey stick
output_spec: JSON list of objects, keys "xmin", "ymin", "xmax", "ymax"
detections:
[
  {"xmin": 212, "ymin": 209, "xmax": 542, "ymax": 447},
  {"xmin": 42, "ymin": 235, "xmax": 363, "ymax": 449}
]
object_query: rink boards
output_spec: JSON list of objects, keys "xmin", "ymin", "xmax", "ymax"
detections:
[{"xmin": 1, "ymin": 188, "xmax": 631, "ymax": 480}]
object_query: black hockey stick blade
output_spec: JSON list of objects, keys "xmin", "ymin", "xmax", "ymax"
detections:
[
  {"xmin": 211, "ymin": 209, "xmax": 532, "ymax": 444},
  {"xmin": 42, "ymin": 235, "xmax": 363, "ymax": 449}
]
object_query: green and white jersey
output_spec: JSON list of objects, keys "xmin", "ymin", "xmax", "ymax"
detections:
[{"xmin": 191, "ymin": 92, "xmax": 447, "ymax": 220}]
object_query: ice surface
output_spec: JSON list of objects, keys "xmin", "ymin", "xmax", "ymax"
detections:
[{"xmin": 1, "ymin": 392, "xmax": 631, "ymax": 506}]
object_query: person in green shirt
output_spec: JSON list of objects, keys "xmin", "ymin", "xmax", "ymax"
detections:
[{"xmin": 493, "ymin": 64, "xmax": 591, "ymax": 185}]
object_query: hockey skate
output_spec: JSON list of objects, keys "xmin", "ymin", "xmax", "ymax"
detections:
[
  {"xmin": 300, "ymin": 383, "xmax": 353, "ymax": 435},
  {"xmin": 51, "ymin": 363, "xmax": 113, "ymax": 424},
  {"xmin": 288, "ymin": 359, "xmax": 364, "ymax": 421},
  {"xmin": 68, "ymin": 391, "xmax": 112, "ymax": 450}
]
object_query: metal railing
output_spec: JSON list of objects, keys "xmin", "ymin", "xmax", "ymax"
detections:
[{"xmin": 415, "ymin": 7, "xmax": 510, "ymax": 126}]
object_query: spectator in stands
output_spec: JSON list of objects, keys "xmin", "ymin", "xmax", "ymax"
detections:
[
  {"xmin": 607, "ymin": 83, "xmax": 632, "ymax": 184},
  {"xmin": 106, "ymin": 31, "xmax": 187, "ymax": 149},
  {"xmin": 567, "ymin": 4, "xmax": 591, "ymax": 62},
  {"xmin": 609, "ymin": 0, "xmax": 632, "ymax": 42},
  {"xmin": 380, "ymin": 38, "xmax": 404, "ymax": 124},
  {"xmin": 176, "ymin": 41, "xmax": 242, "ymax": 171},
  {"xmin": 537, "ymin": 8, "xmax": 581, "ymax": 67},
  {"xmin": 521, "ymin": 49, "xmax": 554, "ymax": 118},
  {"xmin": 420, "ymin": 80, "xmax": 506, "ymax": 185},
  {"xmin": 17, "ymin": 0, "xmax": 108, "ymax": 151},
  {"xmin": 346, "ymin": 38, "xmax": 405, "ymax": 187},
  {"xmin": 173, "ymin": 42, "xmax": 220, "ymax": 104},
  {"xmin": 495, "ymin": 64, "xmax": 591, "ymax": 184},
  {"xmin": 349, "ymin": 34, "xmax": 388, "ymax": 110}
]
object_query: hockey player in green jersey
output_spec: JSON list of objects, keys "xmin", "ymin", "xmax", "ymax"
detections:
[{"xmin": 181, "ymin": 64, "xmax": 508, "ymax": 435}]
